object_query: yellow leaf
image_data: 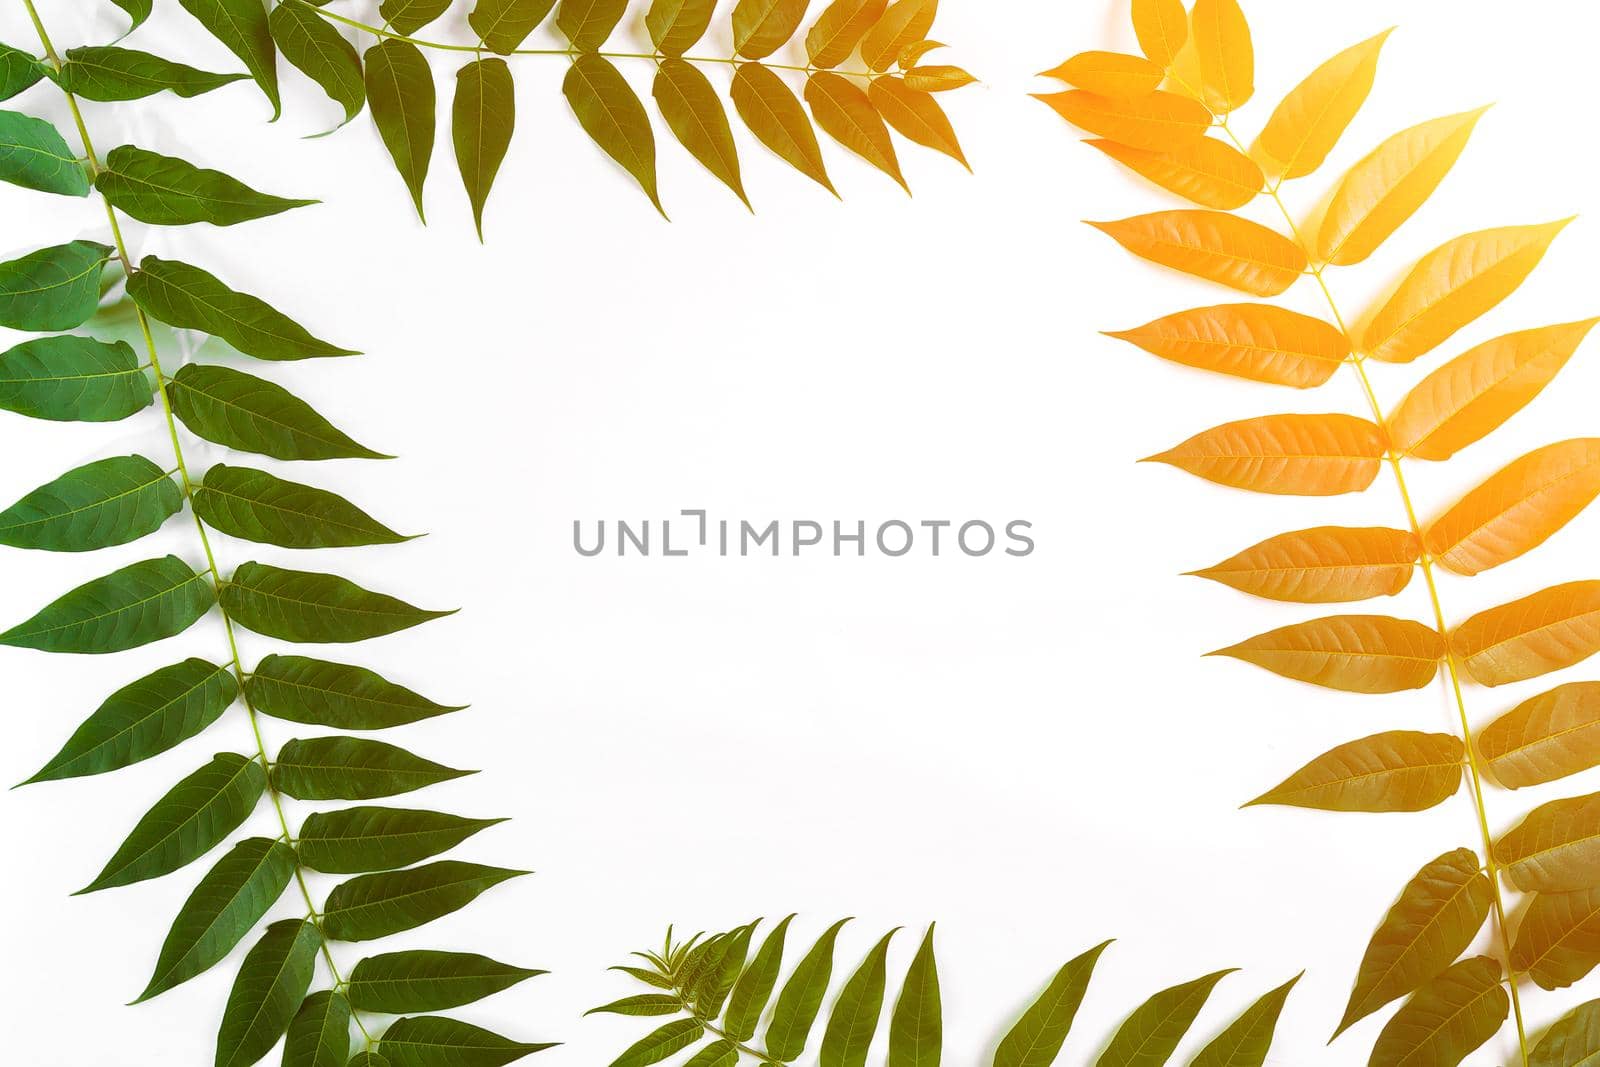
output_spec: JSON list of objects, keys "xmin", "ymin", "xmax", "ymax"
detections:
[
  {"xmin": 804, "ymin": 71, "xmax": 906, "ymax": 191},
  {"xmin": 1105, "ymin": 303, "xmax": 1346, "ymax": 387},
  {"xmin": 1191, "ymin": 0, "xmax": 1252, "ymax": 113},
  {"xmin": 903, "ymin": 65, "xmax": 974, "ymax": 93},
  {"xmin": 1389, "ymin": 320, "xmax": 1598, "ymax": 461},
  {"xmin": 1211, "ymin": 615, "xmax": 1446, "ymax": 694},
  {"xmin": 1087, "ymin": 210, "xmax": 1305, "ymax": 296},
  {"xmin": 1452, "ymin": 580, "xmax": 1600, "ymax": 687},
  {"xmin": 1361, "ymin": 220, "xmax": 1571, "ymax": 364},
  {"xmin": 1191, "ymin": 526, "xmax": 1419, "ymax": 603},
  {"xmin": 1481, "ymin": 682, "xmax": 1600, "ymax": 790},
  {"xmin": 867, "ymin": 79, "xmax": 966, "ymax": 169},
  {"xmin": 1145, "ymin": 412, "xmax": 1384, "ymax": 496},
  {"xmin": 860, "ymin": 0, "xmax": 936, "ymax": 73},
  {"xmin": 898, "ymin": 39, "xmax": 945, "ymax": 68},
  {"xmin": 1509, "ymin": 885, "xmax": 1600, "ymax": 990},
  {"xmin": 730, "ymin": 63, "xmax": 836, "ymax": 195},
  {"xmin": 806, "ymin": 0, "xmax": 888, "ymax": 69},
  {"xmin": 1034, "ymin": 89, "xmax": 1210, "ymax": 153},
  {"xmin": 1131, "ymin": 0, "xmax": 1187, "ymax": 69},
  {"xmin": 1496, "ymin": 791, "xmax": 1600, "ymax": 893},
  {"xmin": 1315, "ymin": 107, "xmax": 1489, "ymax": 266},
  {"xmin": 1368, "ymin": 958, "xmax": 1508, "ymax": 1067},
  {"xmin": 1256, "ymin": 30, "xmax": 1390, "ymax": 181},
  {"xmin": 1246, "ymin": 730, "xmax": 1462, "ymax": 810},
  {"xmin": 1042, "ymin": 51, "xmax": 1163, "ymax": 98},
  {"xmin": 1426, "ymin": 439, "xmax": 1600, "ymax": 576},
  {"xmin": 1087, "ymin": 137, "xmax": 1263, "ymax": 210}
]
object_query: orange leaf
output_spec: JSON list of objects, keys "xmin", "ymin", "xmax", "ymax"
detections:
[
  {"xmin": 1426, "ymin": 439, "xmax": 1600, "ymax": 576},
  {"xmin": 1087, "ymin": 137, "xmax": 1263, "ymax": 210},
  {"xmin": 1495, "ymin": 791, "xmax": 1600, "ymax": 893},
  {"xmin": 1131, "ymin": 0, "xmax": 1187, "ymax": 69},
  {"xmin": 867, "ymin": 78, "xmax": 966, "ymax": 169},
  {"xmin": 1034, "ymin": 90, "xmax": 1210, "ymax": 152},
  {"xmin": 1256, "ymin": 30, "xmax": 1390, "ymax": 180},
  {"xmin": 1191, "ymin": 0, "xmax": 1253, "ymax": 113},
  {"xmin": 898, "ymin": 40, "xmax": 945, "ymax": 68},
  {"xmin": 1480, "ymin": 682, "xmax": 1600, "ymax": 790},
  {"xmin": 1315, "ymin": 107, "xmax": 1488, "ymax": 266},
  {"xmin": 1191, "ymin": 526, "xmax": 1420, "ymax": 603},
  {"xmin": 806, "ymin": 0, "xmax": 889, "ymax": 69},
  {"xmin": 1361, "ymin": 220, "xmax": 1571, "ymax": 364},
  {"xmin": 902, "ymin": 65, "xmax": 974, "ymax": 92},
  {"xmin": 1211, "ymin": 615, "xmax": 1446, "ymax": 694},
  {"xmin": 1145, "ymin": 412, "xmax": 1384, "ymax": 496},
  {"xmin": 1452, "ymin": 580, "xmax": 1600, "ymax": 687},
  {"xmin": 1088, "ymin": 210, "xmax": 1305, "ymax": 296},
  {"xmin": 860, "ymin": 0, "xmax": 936, "ymax": 73},
  {"xmin": 1246, "ymin": 730, "xmax": 1463, "ymax": 811},
  {"xmin": 1389, "ymin": 320, "xmax": 1598, "ymax": 461},
  {"xmin": 1105, "ymin": 303, "xmax": 1346, "ymax": 387},
  {"xmin": 1510, "ymin": 886, "xmax": 1600, "ymax": 990},
  {"xmin": 1042, "ymin": 51, "xmax": 1162, "ymax": 98}
]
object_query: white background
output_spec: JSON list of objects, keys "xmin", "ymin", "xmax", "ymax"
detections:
[{"xmin": 2, "ymin": 1, "xmax": 1598, "ymax": 1064}]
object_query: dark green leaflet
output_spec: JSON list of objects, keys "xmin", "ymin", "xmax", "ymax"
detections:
[
  {"xmin": 607, "ymin": 1018, "xmax": 705, "ymax": 1067},
  {"xmin": 129, "ymin": 256, "xmax": 352, "ymax": 359},
  {"xmin": 222, "ymin": 560, "xmax": 455, "ymax": 643},
  {"xmin": 321, "ymin": 861, "xmax": 528, "ymax": 942},
  {"xmin": 682, "ymin": 1042, "xmax": 739, "ymax": 1067},
  {"xmin": 0, "ymin": 554, "xmax": 214, "ymax": 654},
  {"xmin": 193, "ymin": 464, "xmax": 409, "ymax": 549},
  {"xmin": 820, "ymin": 930, "xmax": 898, "ymax": 1067},
  {"xmin": 653, "ymin": 60, "xmax": 748, "ymax": 209},
  {"xmin": 53, "ymin": 46, "xmax": 248, "ymax": 101},
  {"xmin": 170, "ymin": 363, "xmax": 385, "ymax": 461},
  {"xmin": 0, "ymin": 110, "xmax": 90, "ymax": 196},
  {"xmin": 272, "ymin": 735, "xmax": 473, "ymax": 800},
  {"xmin": 1189, "ymin": 974, "xmax": 1300, "ymax": 1067},
  {"xmin": 1096, "ymin": 969, "xmax": 1235, "ymax": 1067},
  {"xmin": 993, "ymin": 941, "xmax": 1111, "ymax": 1067},
  {"xmin": 282, "ymin": 990, "xmax": 351, "ymax": 1067},
  {"xmin": 0, "ymin": 240, "xmax": 113, "ymax": 331},
  {"xmin": 78, "ymin": 752, "xmax": 265, "ymax": 893},
  {"xmin": 215, "ymin": 919, "xmax": 321, "ymax": 1067},
  {"xmin": 469, "ymin": 0, "xmax": 559, "ymax": 56},
  {"xmin": 725, "ymin": 913, "xmax": 795, "ymax": 1040},
  {"xmin": 564, "ymin": 55, "xmax": 663, "ymax": 216},
  {"xmin": 97, "ymin": 145, "xmax": 314, "ymax": 226},
  {"xmin": 175, "ymin": 0, "xmax": 280, "ymax": 118},
  {"xmin": 732, "ymin": 0, "xmax": 809, "ymax": 60},
  {"xmin": 385, "ymin": 0, "xmax": 454, "ymax": 36},
  {"xmin": 0, "ymin": 454, "xmax": 180, "ymax": 551},
  {"xmin": 297, "ymin": 806, "xmax": 505, "ymax": 873},
  {"xmin": 557, "ymin": 0, "xmax": 628, "ymax": 50},
  {"xmin": 766, "ymin": 917, "xmax": 851, "ymax": 1059},
  {"xmin": 1531, "ymin": 999, "xmax": 1600, "ymax": 1067},
  {"xmin": 378, "ymin": 1015, "xmax": 556, "ymax": 1067},
  {"xmin": 349, "ymin": 1056, "xmax": 390, "ymax": 1067},
  {"xmin": 586, "ymin": 994, "xmax": 682, "ymax": 1017},
  {"xmin": 0, "ymin": 44, "xmax": 46, "ymax": 100},
  {"xmin": 646, "ymin": 0, "xmax": 716, "ymax": 56},
  {"xmin": 365, "ymin": 39, "xmax": 435, "ymax": 221},
  {"xmin": 108, "ymin": 0, "xmax": 154, "ymax": 36},
  {"xmin": 889, "ymin": 925, "xmax": 941, "ymax": 1067},
  {"xmin": 268, "ymin": 2, "xmax": 365, "ymax": 128},
  {"xmin": 247, "ymin": 654, "xmax": 466, "ymax": 730},
  {"xmin": 453, "ymin": 58, "xmax": 515, "ymax": 239},
  {"xmin": 0, "ymin": 335, "xmax": 152, "ymax": 422},
  {"xmin": 729, "ymin": 63, "xmax": 835, "ymax": 195},
  {"xmin": 134, "ymin": 837, "xmax": 296, "ymax": 1003},
  {"xmin": 22, "ymin": 658, "xmax": 235, "ymax": 784},
  {"xmin": 346, "ymin": 950, "xmax": 544, "ymax": 1013}
]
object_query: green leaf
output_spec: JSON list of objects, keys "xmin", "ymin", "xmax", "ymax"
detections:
[
  {"xmin": 1369, "ymin": 956, "xmax": 1508, "ymax": 1067},
  {"xmin": 0, "ymin": 335, "xmax": 152, "ymax": 422},
  {"xmin": 993, "ymin": 941, "xmax": 1111, "ymax": 1067},
  {"xmin": 269, "ymin": 3, "xmax": 365, "ymax": 128},
  {"xmin": 605, "ymin": 1018, "xmax": 704, "ymax": 1067},
  {"xmin": 298, "ymin": 805, "xmax": 504, "ymax": 873},
  {"xmin": 889, "ymin": 923, "xmax": 941, "ymax": 1067},
  {"xmin": 808, "ymin": 0, "xmax": 889, "ymax": 68},
  {"xmin": 653, "ymin": 60, "xmax": 748, "ymax": 209},
  {"xmin": 53, "ymin": 46, "xmax": 249, "ymax": 101},
  {"xmin": 248, "ymin": 654, "xmax": 465, "ymax": 730},
  {"xmin": 1096, "ymin": 969, "xmax": 1235, "ymax": 1067},
  {"xmin": 0, "ymin": 454, "xmax": 179, "ymax": 551},
  {"xmin": 283, "ymin": 990, "xmax": 351, "ymax": 1067},
  {"xmin": 690, "ymin": 925, "xmax": 753, "ymax": 1016},
  {"xmin": 385, "ymin": 0, "xmax": 454, "ymax": 36},
  {"xmin": 1189, "ymin": 973, "xmax": 1300, "ymax": 1067},
  {"xmin": 347, "ymin": 950, "xmax": 544, "ymax": 1013},
  {"xmin": 175, "ymin": 0, "xmax": 279, "ymax": 118},
  {"xmin": 611, "ymin": 965, "xmax": 675, "ymax": 990},
  {"xmin": 806, "ymin": 71, "xmax": 907, "ymax": 192},
  {"xmin": 0, "ymin": 553, "xmax": 213, "ymax": 654},
  {"xmin": 22, "ymin": 658, "xmax": 235, "ymax": 784},
  {"xmin": 646, "ymin": 0, "xmax": 715, "ymax": 56},
  {"xmin": 0, "ymin": 110, "xmax": 90, "ymax": 195},
  {"xmin": 215, "ymin": 919, "xmax": 320, "ymax": 1067},
  {"xmin": 453, "ymin": 58, "xmax": 516, "ymax": 241},
  {"xmin": 557, "ymin": 0, "xmax": 628, "ymax": 50},
  {"xmin": 1532, "ymin": 999, "xmax": 1600, "ymax": 1067},
  {"xmin": 350, "ymin": 1056, "xmax": 391, "ymax": 1067},
  {"xmin": 108, "ymin": 0, "xmax": 155, "ymax": 36},
  {"xmin": 682, "ymin": 1043, "xmax": 738, "ymax": 1067},
  {"xmin": 733, "ymin": 0, "xmax": 809, "ymax": 60},
  {"xmin": 134, "ymin": 837, "xmax": 296, "ymax": 1003},
  {"xmin": 323, "ymin": 861, "xmax": 528, "ymax": 942},
  {"xmin": 79, "ymin": 752, "xmax": 264, "ymax": 893},
  {"xmin": 380, "ymin": 1016, "xmax": 556, "ymax": 1067},
  {"xmin": 0, "ymin": 43, "xmax": 47, "ymax": 100},
  {"xmin": 365, "ymin": 39, "xmax": 435, "ymax": 222},
  {"xmin": 223, "ymin": 561, "xmax": 454, "ymax": 643},
  {"xmin": 0, "ymin": 240, "xmax": 113, "ymax": 331},
  {"xmin": 564, "ymin": 55, "xmax": 663, "ymax": 217},
  {"xmin": 468, "ymin": 0, "xmax": 558, "ymax": 55},
  {"xmin": 129, "ymin": 257, "xmax": 353, "ymax": 360},
  {"xmin": 194, "ymin": 464, "xmax": 409, "ymax": 549},
  {"xmin": 98, "ymin": 145, "xmax": 314, "ymax": 227},
  {"xmin": 725, "ymin": 913, "xmax": 794, "ymax": 1040},
  {"xmin": 730, "ymin": 63, "xmax": 835, "ymax": 195},
  {"xmin": 170, "ymin": 363, "xmax": 384, "ymax": 461},
  {"xmin": 821, "ymin": 929, "xmax": 897, "ymax": 1067},
  {"xmin": 273, "ymin": 736, "xmax": 473, "ymax": 800},
  {"xmin": 585, "ymin": 994, "xmax": 682, "ymax": 1017},
  {"xmin": 766, "ymin": 917, "xmax": 850, "ymax": 1060}
]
